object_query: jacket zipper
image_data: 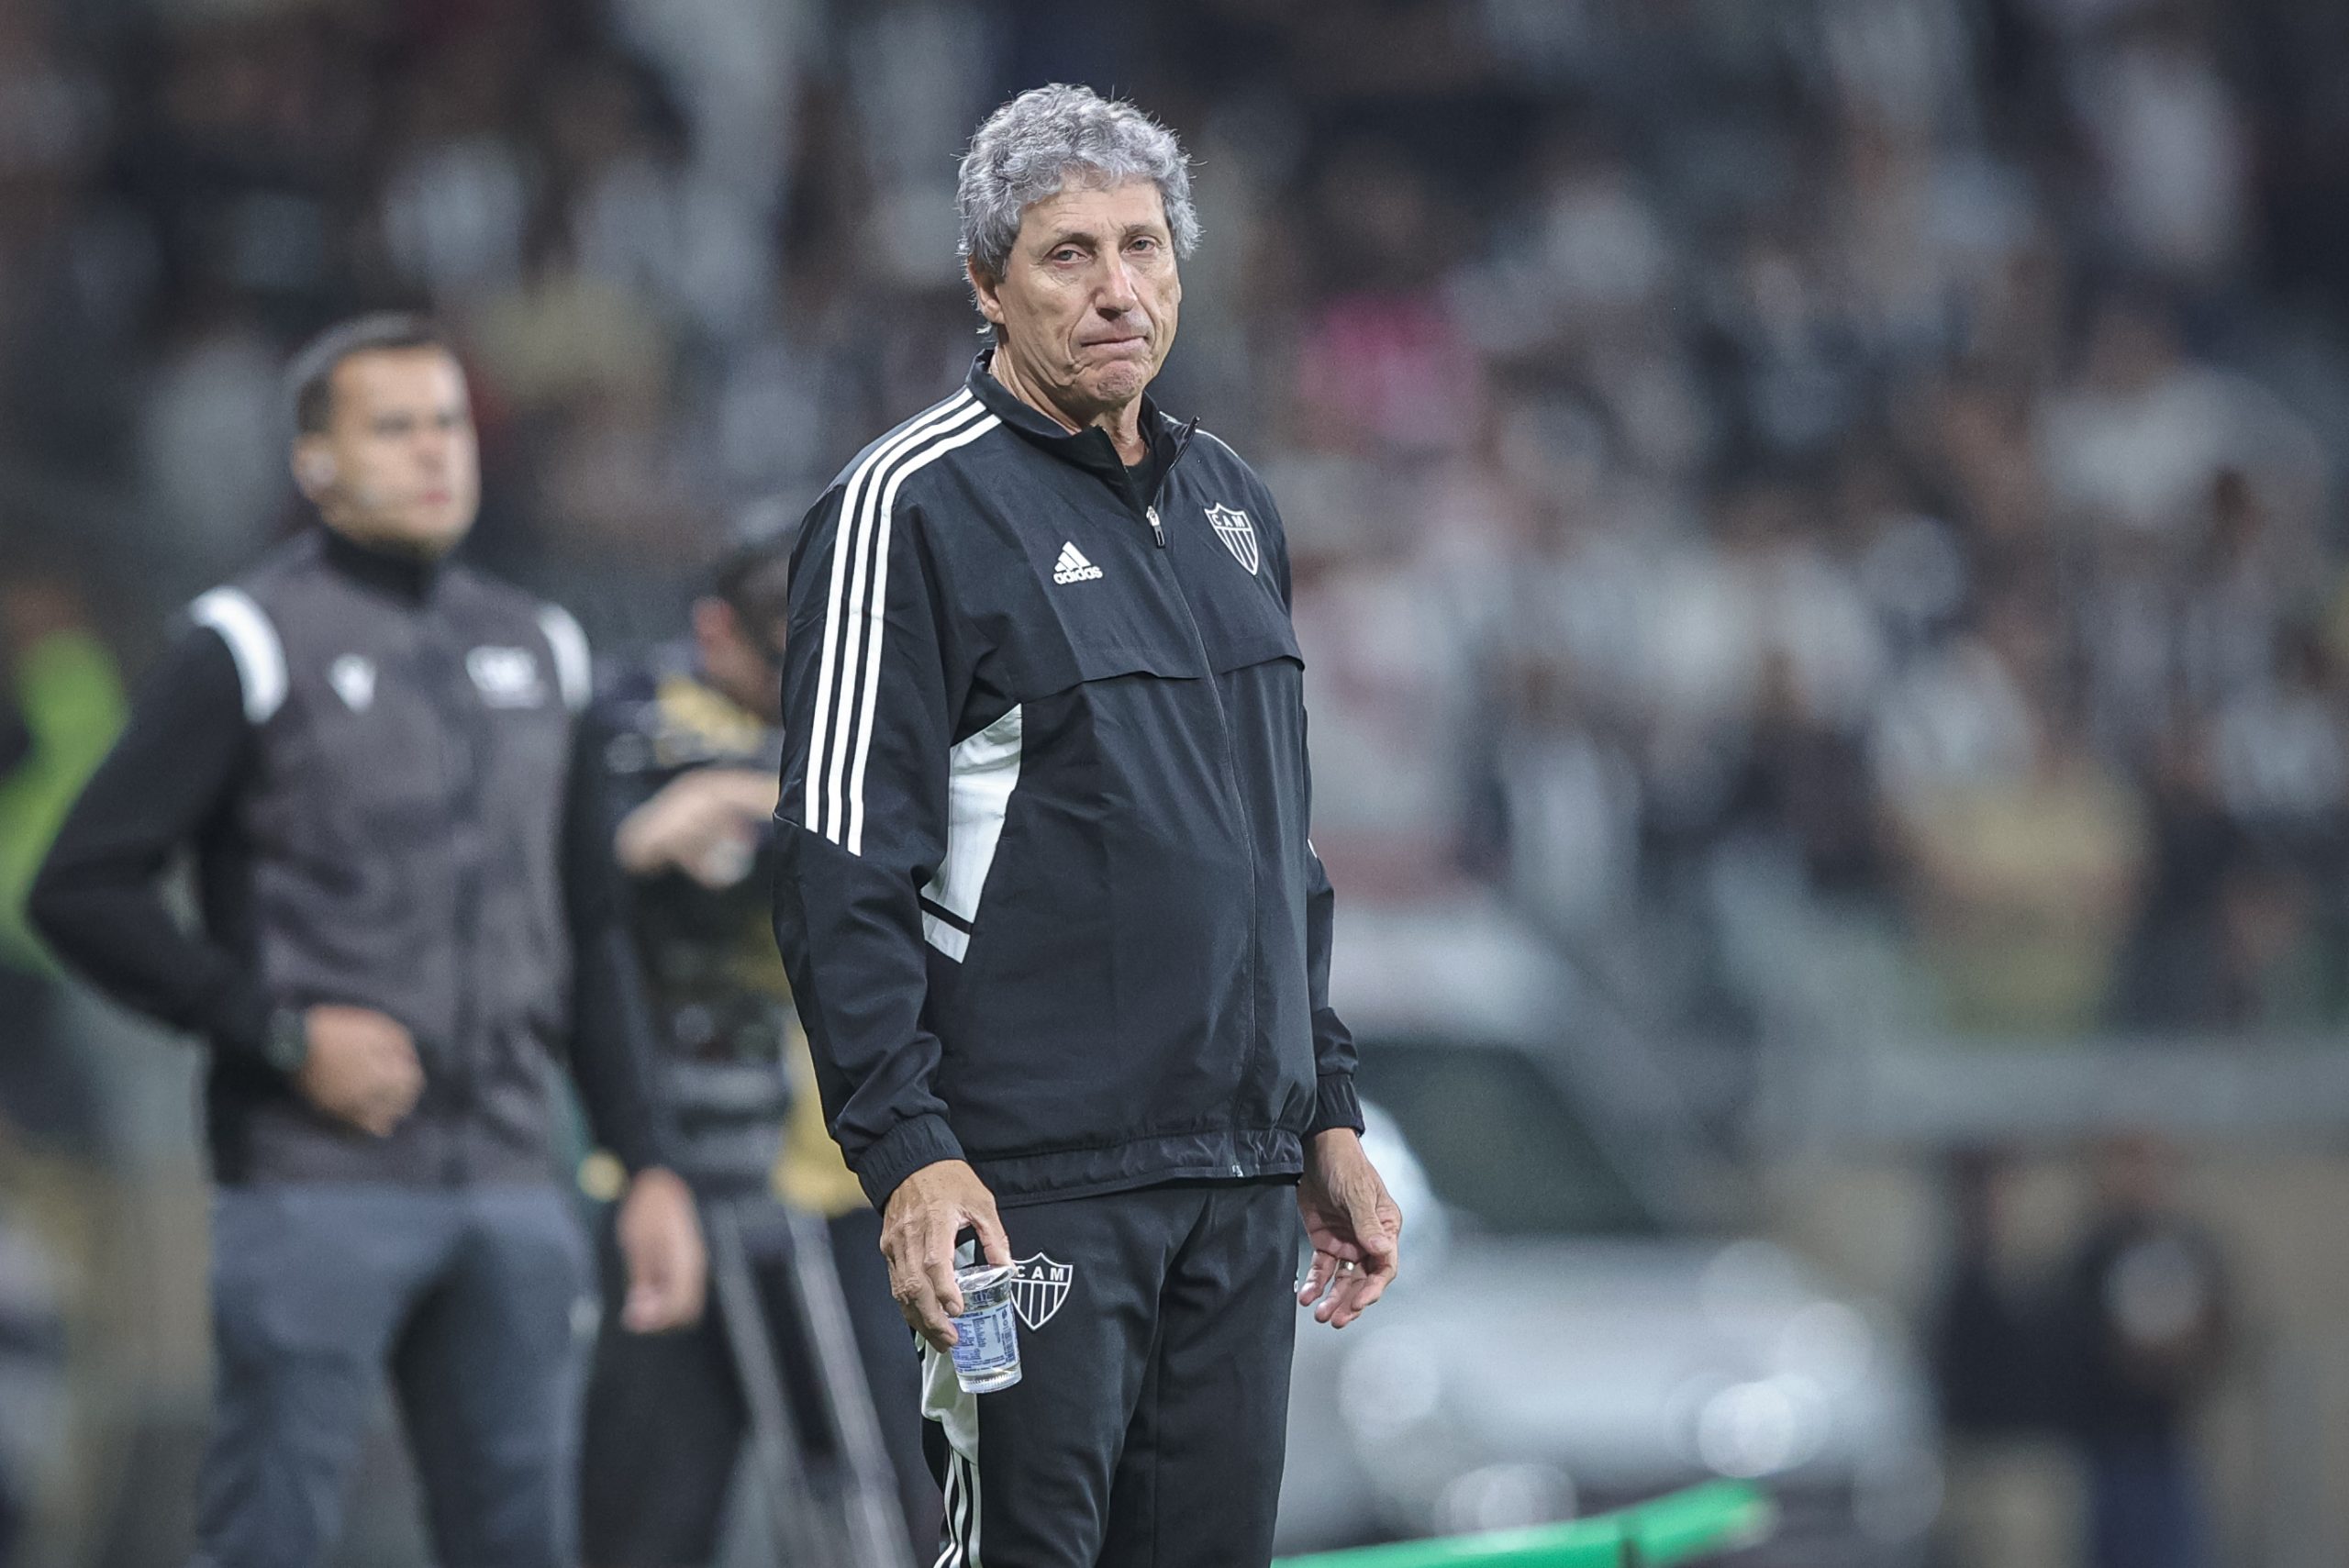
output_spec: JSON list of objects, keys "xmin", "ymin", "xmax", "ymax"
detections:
[
  {"xmin": 1140, "ymin": 417, "xmax": 1198, "ymax": 549},
  {"xmin": 423, "ymin": 617, "xmax": 486, "ymax": 1184},
  {"xmin": 1121, "ymin": 420, "xmax": 1263, "ymax": 1162}
]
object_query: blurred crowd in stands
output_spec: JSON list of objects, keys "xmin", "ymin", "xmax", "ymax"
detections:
[{"xmin": 6, "ymin": 0, "xmax": 2349, "ymax": 1075}]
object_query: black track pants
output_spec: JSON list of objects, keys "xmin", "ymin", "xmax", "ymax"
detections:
[{"xmin": 920, "ymin": 1178, "xmax": 1301, "ymax": 1568}]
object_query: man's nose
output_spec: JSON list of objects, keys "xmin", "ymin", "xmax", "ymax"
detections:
[{"xmin": 1096, "ymin": 257, "xmax": 1141, "ymax": 313}]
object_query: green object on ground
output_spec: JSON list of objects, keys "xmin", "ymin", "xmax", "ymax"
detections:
[{"xmin": 1271, "ymin": 1481, "xmax": 1776, "ymax": 1568}]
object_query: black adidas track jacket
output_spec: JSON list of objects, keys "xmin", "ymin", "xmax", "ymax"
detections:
[{"xmin": 773, "ymin": 355, "xmax": 1361, "ymax": 1211}]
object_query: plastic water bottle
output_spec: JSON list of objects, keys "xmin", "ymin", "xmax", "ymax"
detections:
[{"xmin": 948, "ymin": 1263, "xmax": 1022, "ymax": 1393}]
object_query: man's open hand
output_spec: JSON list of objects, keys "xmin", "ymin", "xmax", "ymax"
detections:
[
  {"xmin": 617, "ymin": 1166, "xmax": 707, "ymax": 1333},
  {"xmin": 1297, "ymin": 1129, "xmax": 1402, "ymax": 1329},
  {"xmin": 881, "ymin": 1159, "xmax": 1010, "ymax": 1351},
  {"xmin": 295, "ymin": 1005, "xmax": 424, "ymax": 1137}
]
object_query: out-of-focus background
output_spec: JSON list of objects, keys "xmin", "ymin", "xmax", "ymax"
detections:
[{"xmin": 3, "ymin": 0, "xmax": 2348, "ymax": 1563}]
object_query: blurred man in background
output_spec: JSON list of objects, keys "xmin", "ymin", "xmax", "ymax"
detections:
[
  {"xmin": 27, "ymin": 314, "xmax": 704, "ymax": 1568},
  {"xmin": 578, "ymin": 531, "xmax": 931, "ymax": 1567},
  {"xmin": 2058, "ymin": 1134, "xmax": 2231, "ymax": 1568},
  {"xmin": 1930, "ymin": 1147, "xmax": 2079, "ymax": 1568}
]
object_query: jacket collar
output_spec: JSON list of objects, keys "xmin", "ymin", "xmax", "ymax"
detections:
[
  {"xmin": 320, "ymin": 526, "xmax": 443, "ymax": 605},
  {"xmin": 964, "ymin": 350, "xmax": 1183, "ymax": 481}
]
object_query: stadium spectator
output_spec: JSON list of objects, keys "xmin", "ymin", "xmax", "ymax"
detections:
[
  {"xmin": 2056, "ymin": 1134, "xmax": 2232, "ymax": 1568},
  {"xmin": 1931, "ymin": 1147, "xmax": 2079, "ymax": 1568},
  {"xmin": 1882, "ymin": 591, "xmax": 2151, "ymax": 1034}
]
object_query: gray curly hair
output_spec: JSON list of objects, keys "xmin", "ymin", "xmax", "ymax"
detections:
[{"xmin": 956, "ymin": 83, "xmax": 1199, "ymax": 283}]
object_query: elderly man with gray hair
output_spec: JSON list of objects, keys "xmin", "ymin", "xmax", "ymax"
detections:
[{"xmin": 772, "ymin": 83, "xmax": 1400, "ymax": 1564}]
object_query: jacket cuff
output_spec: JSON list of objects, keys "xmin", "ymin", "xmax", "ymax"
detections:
[
  {"xmin": 854, "ymin": 1113, "xmax": 966, "ymax": 1210},
  {"xmin": 602, "ymin": 1115, "xmax": 670, "ymax": 1179},
  {"xmin": 200, "ymin": 973, "xmax": 275, "ymax": 1068},
  {"xmin": 1307, "ymin": 1073, "xmax": 1364, "ymax": 1136}
]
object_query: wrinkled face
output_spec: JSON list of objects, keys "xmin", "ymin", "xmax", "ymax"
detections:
[
  {"xmin": 971, "ymin": 176, "xmax": 1181, "ymax": 422},
  {"xmin": 294, "ymin": 347, "xmax": 479, "ymax": 556}
]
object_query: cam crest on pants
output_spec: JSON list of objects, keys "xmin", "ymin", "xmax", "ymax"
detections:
[{"xmin": 1010, "ymin": 1254, "xmax": 1073, "ymax": 1329}]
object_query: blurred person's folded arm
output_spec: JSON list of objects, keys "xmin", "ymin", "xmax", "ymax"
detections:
[
  {"xmin": 25, "ymin": 624, "xmax": 273, "ymax": 1061},
  {"xmin": 615, "ymin": 766, "xmax": 778, "ymax": 886}
]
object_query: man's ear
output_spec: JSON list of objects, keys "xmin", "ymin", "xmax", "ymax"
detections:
[
  {"xmin": 292, "ymin": 439, "xmax": 337, "ymax": 500},
  {"xmin": 966, "ymin": 258, "xmax": 1008, "ymax": 328}
]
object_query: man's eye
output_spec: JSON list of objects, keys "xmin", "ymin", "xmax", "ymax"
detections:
[{"xmin": 1052, "ymin": 249, "xmax": 1082, "ymax": 263}]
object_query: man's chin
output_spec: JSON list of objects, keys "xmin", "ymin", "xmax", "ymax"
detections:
[
  {"xmin": 1080, "ymin": 363, "xmax": 1153, "ymax": 407},
  {"xmin": 401, "ymin": 523, "xmax": 471, "ymax": 557}
]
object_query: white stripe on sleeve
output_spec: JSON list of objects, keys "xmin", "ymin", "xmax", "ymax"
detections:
[
  {"xmin": 189, "ymin": 587, "xmax": 288, "ymax": 725},
  {"xmin": 804, "ymin": 391, "xmax": 978, "ymax": 841},
  {"xmin": 842, "ymin": 411, "xmax": 1000, "ymax": 856},
  {"xmin": 537, "ymin": 603, "xmax": 593, "ymax": 712}
]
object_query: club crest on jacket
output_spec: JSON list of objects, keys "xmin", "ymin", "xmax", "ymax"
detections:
[
  {"xmin": 328, "ymin": 653, "xmax": 376, "ymax": 712},
  {"xmin": 1207, "ymin": 504, "xmax": 1259, "ymax": 575},
  {"xmin": 467, "ymin": 645, "xmax": 547, "ymax": 706}
]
